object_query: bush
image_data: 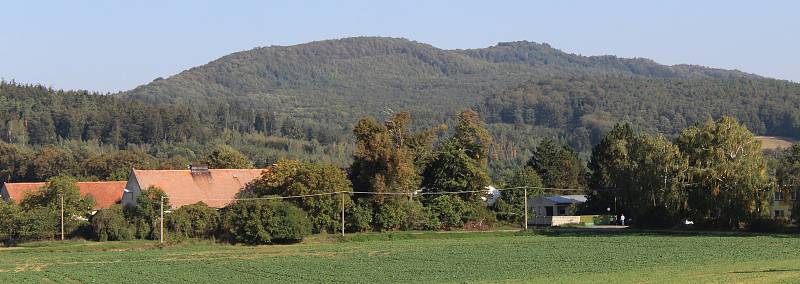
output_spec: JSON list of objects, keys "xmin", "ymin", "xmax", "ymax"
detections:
[
  {"xmin": 428, "ymin": 196, "xmax": 464, "ymax": 229},
  {"xmin": 405, "ymin": 201, "xmax": 440, "ymax": 231},
  {"xmin": 222, "ymin": 200, "xmax": 311, "ymax": 245},
  {"xmin": 746, "ymin": 217, "xmax": 788, "ymax": 233},
  {"xmin": 167, "ymin": 202, "xmax": 219, "ymax": 240},
  {"xmin": 374, "ymin": 198, "xmax": 438, "ymax": 231},
  {"xmin": 373, "ymin": 198, "xmax": 406, "ymax": 231},
  {"xmin": 346, "ymin": 199, "xmax": 373, "ymax": 232},
  {"xmin": 0, "ymin": 203, "xmax": 54, "ymax": 245},
  {"xmin": 124, "ymin": 186, "xmax": 170, "ymax": 240},
  {"xmin": 460, "ymin": 200, "xmax": 497, "ymax": 230},
  {"xmin": 91, "ymin": 205, "xmax": 134, "ymax": 241}
]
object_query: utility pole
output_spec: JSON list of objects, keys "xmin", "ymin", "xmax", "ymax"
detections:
[
  {"xmin": 340, "ymin": 192, "xmax": 345, "ymax": 237},
  {"xmin": 524, "ymin": 188, "xmax": 528, "ymax": 230},
  {"xmin": 60, "ymin": 193, "xmax": 64, "ymax": 241},
  {"xmin": 160, "ymin": 196, "xmax": 164, "ymax": 244}
]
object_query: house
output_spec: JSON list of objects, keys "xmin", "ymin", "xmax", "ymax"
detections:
[
  {"xmin": 770, "ymin": 189, "xmax": 797, "ymax": 219},
  {"xmin": 1, "ymin": 181, "xmax": 126, "ymax": 210},
  {"xmin": 528, "ymin": 195, "xmax": 587, "ymax": 226},
  {"xmin": 530, "ymin": 195, "xmax": 587, "ymax": 217},
  {"xmin": 121, "ymin": 167, "xmax": 267, "ymax": 208}
]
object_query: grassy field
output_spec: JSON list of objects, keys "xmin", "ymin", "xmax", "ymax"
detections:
[
  {"xmin": 756, "ymin": 136, "xmax": 796, "ymax": 150},
  {"xmin": 1, "ymin": 230, "xmax": 799, "ymax": 283}
]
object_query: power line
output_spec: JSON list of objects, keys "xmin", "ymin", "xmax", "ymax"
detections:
[{"xmin": 163, "ymin": 186, "xmax": 585, "ymax": 202}]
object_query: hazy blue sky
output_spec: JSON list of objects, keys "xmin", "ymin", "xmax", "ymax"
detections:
[{"xmin": 1, "ymin": 0, "xmax": 797, "ymax": 92}]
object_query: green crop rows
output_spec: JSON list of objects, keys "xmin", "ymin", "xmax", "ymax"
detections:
[{"xmin": 1, "ymin": 231, "xmax": 799, "ymax": 283}]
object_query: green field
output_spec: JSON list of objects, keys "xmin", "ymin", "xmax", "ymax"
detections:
[{"xmin": 1, "ymin": 231, "xmax": 799, "ymax": 283}]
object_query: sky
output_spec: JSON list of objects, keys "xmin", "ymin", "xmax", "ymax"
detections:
[{"xmin": 1, "ymin": 0, "xmax": 798, "ymax": 93}]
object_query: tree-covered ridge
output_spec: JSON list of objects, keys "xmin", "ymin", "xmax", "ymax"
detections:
[
  {"xmin": 481, "ymin": 75, "xmax": 800, "ymax": 151},
  {"xmin": 121, "ymin": 37, "xmax": 769, "ymax": 138},
  {"xmin": 0, "ymin": 81, "xmax": 355, "ymax": 175},
  {"xmin": 457, "ymin": 41, "xmax": 758, "ymax": 79},
  {"xmin": 0, "ymin": 82, "xmax": 206, "ymax": 146}
]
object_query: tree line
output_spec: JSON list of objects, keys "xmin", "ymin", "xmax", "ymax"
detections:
[{"xmin": 3, "ymin": 110, "xmax": 797, "ymax": 246}]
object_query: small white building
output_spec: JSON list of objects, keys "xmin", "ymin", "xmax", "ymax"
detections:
[{"xmin": 529, "ymin": 195, "xmax": 587, "ymax": 226}]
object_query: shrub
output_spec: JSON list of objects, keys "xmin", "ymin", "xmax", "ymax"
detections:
[
  {"xmin": 268, "ymin": 201, "xmax": 313, "ymax": 241},
  {"xmin": 0, "ymin": 203, "xmax": 53, "ymax": 245},
  {"xmin": 222, "ymin": 200, "xmax": 311, "ymax": 245},
  {"xmin": 167, "ymin": 202, "xmax": 220, "ymax": 240},
  {"xmin": 428, "ymin": 196, "xmax": 464, "ymax": 229},
  {"xmin": 746, "ymin": 217, "xmax": 788, "ymax": 233},
  {"xmin": 346, "ymin": 199, "xmax": 373, "ymax": 232},
  {"xmin": 91, "ymin": 205, "xmax": 133, "ymax": 241},
  {"xmin": 408, "ymin": 203, "xmax": 440, "ymax": 231},
  {"xmin": 460, "ymin": 200, "xmax": 497, "ymax": 230},
  {"xmin": 374, "ymin": 198, "xmax": 438, "ymax": 231},
  {"xmin": 374, "ymin": 199, "xmax": 407, "ymax": 231},
  {"xmin": 124, "ymin": 186, "xmax": 169, "ymax": 240}
]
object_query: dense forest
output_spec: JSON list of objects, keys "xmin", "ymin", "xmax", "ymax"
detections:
[{"xmin": 2, "ymin": 37, "xmax": 800, "ymax": 181}]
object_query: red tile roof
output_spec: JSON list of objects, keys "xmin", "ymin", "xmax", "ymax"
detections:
[
  {"xmin": 2, "ymin": 182, "xmax": 46, "ymax": 203},
  {"xmin": 2, "ymin": 181, "xmax": 126, "ymax": 209},
  {"xmin": 131, "ymin": 169, "xmax": 267, "ymax": 208},
  {"xmin": 77, "ymin": 181, "xmax": 127, "ymax": 209}
]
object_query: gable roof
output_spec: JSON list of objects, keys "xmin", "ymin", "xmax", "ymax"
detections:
[
  {"xmin": 2, "ymin": 181, "xmax": 126, "ymax": 209},
  {"xmin": 130, "ymin": 169, "xmax": 267, "ymax": 208},
  {"xmin": 78, "ymin": 181, "xmax": 128, "ymax": 209},
  {"xmin": 2, "ymin": 182, "xmax": 46, "ymax": 203}
]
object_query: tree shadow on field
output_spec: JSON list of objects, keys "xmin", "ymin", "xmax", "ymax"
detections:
[{"xmin": 527, "ymin": 227, "xmax": 800, "ymax": 239}]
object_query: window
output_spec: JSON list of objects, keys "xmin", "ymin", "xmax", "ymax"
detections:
[
  {"xmin": 790, "ymin": 191, "xmax": 798, "ymax": 201},
  {"xmin": 774, "ymin": 210, "xmax": 785, "ymax": 218},
  {"xmin": 774, "ymin": 191, "xmax": 784, "ymax": 201}
]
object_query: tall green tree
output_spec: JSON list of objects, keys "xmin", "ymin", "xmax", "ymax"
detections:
[
  {"xmin": 350, "ymin": 112, "xmax": 424, "ymax": 201},
  {"xmin": 527, "ymin": 139, "xmax": 586, "ymax": 190},
  {"xmin": 30, "ymin": 146, "xmax": 80, "ymax": 181},
  {"xmin": 585, "ymin": 125, "xmax": 688, "ymax": 226},
  {"xmin": 422, "ymin": 110, "xmax": 492, "ymax": 197},
  {"xmin": 676, "ymin": 117, "xmax": 770, "ymax": 228},
  {"xmin": 585, "ymin": 124, "xmax": 636, "ymax": 213},
  {"xmin": 623, "ymin": 134, "xmax": 688, "ymax": 226},
  {"xmin": 494, "ymin": 167, "xmax": 544, "ymax": 225},
  {"xmin": 204, "ymin": 145, "xmax": 253, "ymax": 169},
  {"xmin": 19, "ymin": 175, "xmax": 95, "ymax": 238},
  {"xmin": 125, "ymin": 186, "xmax": 170, "ymax": 239},
  {"xmin": 775, "ymin": 144, "xmax": 800, "ymax": 224},
  {"xmin": 246, "ymin": 160, "xmax": 352, "ymax": 233},
  {"xmin": 0, "ymin": 142, "xmax": 31, "ymax": 183},
  {"xmin": 82, "ymin": 150, "xmax": 157, "ymax": 180}
]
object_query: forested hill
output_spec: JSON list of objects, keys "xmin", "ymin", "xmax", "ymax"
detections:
[
  {"xmin": 481, "ymin": 75, "xmax": 800, "ymax": 153},
  {"xmin": 3, "ymin": 37, "xmax": 799, "ymax": 175},
  {"xmin": 120, "ymin": 37, "xmax": 767, "ymax": 137}
]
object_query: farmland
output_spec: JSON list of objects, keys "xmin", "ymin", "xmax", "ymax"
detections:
[{"xmin": 1, "ymin": 231, "xmax": 799, "ymax": 283}]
